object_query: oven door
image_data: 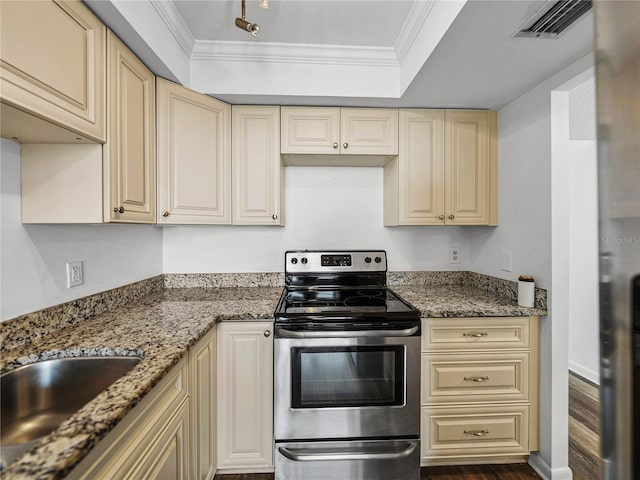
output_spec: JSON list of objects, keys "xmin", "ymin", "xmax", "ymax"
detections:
[{"xmin": 274, "ymin": 322, "xmax": 421, "ymax": 441}]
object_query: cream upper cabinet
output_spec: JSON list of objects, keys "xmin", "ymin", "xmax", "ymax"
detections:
[
  {"xmin": 106, "ymin": 31, "xmax": 156, "ymax": 224},
  {"xmin": 281, "ymin": 107, "xmax": 398, "ymax": 155},
  {"xmin": 216, "ymin": 321, "xmax": 274, "ymax": 472},
  {"xmin": 385, "ymin": 109, "xmax": 497, "ymax": 226},
  {"xmin": 0, "ymin": 0, "xmax": 106, "ymax": 143},
  {"xmin": 157, "ymin": 78, "xmax": 231, "ymax": 225},
  {"xmin": 384, "ymin": 109, "xmax": 445, "ymax": 225},
  {"xmin": 444, "ymin": 110, "xmax": 497, "ymax": 225},
  {"xmin": 232, "ymin": 106, "xmax": 283, "ymax": 225},
  {"xmin": 189, "ymin": 327, "xmax": 217, "ymax": 480},
  {"xmin": 340, "ymin": 108, "xmax": 398, "ymax": 155}
]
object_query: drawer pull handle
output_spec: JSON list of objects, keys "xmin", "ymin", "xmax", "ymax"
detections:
[
  {"xmin": 464, "ymin": 376, "xmax": 490, "ymax": 382},
  {"xmin": 463, "ymin": 331, "xmax": 488, "ymax": 338},
  {"xmin": 464, "ymin": 429, "xmax": 489, "ymax": 437}
]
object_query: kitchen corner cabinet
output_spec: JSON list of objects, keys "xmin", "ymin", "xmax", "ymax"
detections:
[
  {"xmin": 384, "ymin": 109, "xmax": 498, "ymax": 226},
  {"xmin": 20, "ymin": 30, "xmax": 156, "ymax": 224},
  {"xmin": 281, "ymin": 107, "xmax": 398, "ymax": 156},
  {"xmin": 232, "ymin": 106, "xmax": 283, "ymax": 225},
  {"xmin": 157, "ymin": 78, "xmax": 231, "ymax": 225},
  {"xmin": 420, "ymin": 316, "xmax": 539, "ymax": 466},
  {"xmin": 105, "ymin": 31, "xmax": 156, "ymax": 223},
  {"xmin": 68, "ymin": 358, "xmax": 190, "ymax": 480},
  {"xmin": 0, "ymin": 0, "xmax": 106, "ymax": 143},
  {"xmin": 189, "ymin": 327, "xmax": 217, "ymax": 480},
  {"xmin": 216, "ymin": 321, "xmax": 274, "ymax": 473}
]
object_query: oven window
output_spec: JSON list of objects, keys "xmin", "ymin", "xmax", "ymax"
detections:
[{"xmin": 291, "ymin": 346, "xmax": 405, "ymax": 408}]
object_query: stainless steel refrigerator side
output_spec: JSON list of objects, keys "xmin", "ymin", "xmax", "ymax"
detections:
[{"xmin": 594, "ymin": 2, "xmax": 640, "ymax": 479}]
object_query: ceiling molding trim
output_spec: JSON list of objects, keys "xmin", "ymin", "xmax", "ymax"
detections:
[
  {"xmin": 394, "ymin": 0, "xmax": 437, "ymax": 63},
  {"xmin": 149, "ymin": 0, "xmax": 195, "ymax": 57},
  {"xmin": 191, "ymin": 40, "xmax": 399, "ymax": 67}
]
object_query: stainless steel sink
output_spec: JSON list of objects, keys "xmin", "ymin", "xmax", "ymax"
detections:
[{"xmin": 0, "ymin": 356, "xmax": 141, "ymax": 469}]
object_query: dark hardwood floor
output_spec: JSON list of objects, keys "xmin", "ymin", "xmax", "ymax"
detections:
[{"xmin": 215, "ymin": 373, "xmax": 601, "ymax": 480}]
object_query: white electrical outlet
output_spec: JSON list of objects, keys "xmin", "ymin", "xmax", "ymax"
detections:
[
  {"xmin": 500, "ymin": 250, "xmax": 512, "ymax": 272},
  {"xmin": 449, "ymin": 247, "xmax": 461, "ymax": 264},
  {"xmin": 66, "ymin": 261, "xmax": 83, "ymax": 288}
]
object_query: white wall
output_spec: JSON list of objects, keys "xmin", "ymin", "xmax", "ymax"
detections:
[
  {"xmin": 469, "ymin": 53, "xmax": 594, "ymax": 480},
  {"xmin": 164, "ymin": 166, "xmax": 471, "ymax": 272},
  {"xmin": 568, "ymin": 139, "xmax": 599, "ymax": 383},
  {"xmin": 0, "ymin": 139, "xmax": 163, "ymax": 321}
]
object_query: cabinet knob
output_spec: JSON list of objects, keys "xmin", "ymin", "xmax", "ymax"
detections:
[
  {"xmin": 343, "ymin": 142, "xmax": 349, "ymax": 149},
  {"xmin": 333, "ymin": 142, "xmax": 339, "ymax": 149},
  {"xmin": 162, "ymin": 211, "xmax": 170, "ymax": 217},
  {"xmin": 438, "ymin": 215, "xmax": 445, "ymax": 220},
  {"xmin": 114, "ymin": 206, "xmax": 125, "ymax": 214},
  {"xmin": 264, "ymin": 330, "xmax": 271, "ymax": 337},
  {"xmin": 448, "ymin": 214, "xmax": 455, "ymax": 220},
  {"xmin": 272, "ymin": 214, "xmax": 278, "ymax": 220}
]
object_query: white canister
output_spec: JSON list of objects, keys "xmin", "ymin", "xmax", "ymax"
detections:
[{"xmin": 518, "ymin": 276, "xmax": 535, "ymax": 308}]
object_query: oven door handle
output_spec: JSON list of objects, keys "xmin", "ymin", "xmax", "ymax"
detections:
[
  {"xmin": 278, "ymin": 441, "xmax": 418, "ymax": 462},
  {"xmin": 276, "ymin": 325, "xmax": 419, "ymax": 338}
]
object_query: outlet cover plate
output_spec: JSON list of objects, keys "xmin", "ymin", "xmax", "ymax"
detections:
[{"xmin": 66, "ymin": 261, "xmax": 83, "ymax": 288}]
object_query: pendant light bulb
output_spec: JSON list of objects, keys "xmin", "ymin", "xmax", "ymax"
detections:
[{"xmin": 259, "ymin": 0, "xmax": 270, "ymax": 9}]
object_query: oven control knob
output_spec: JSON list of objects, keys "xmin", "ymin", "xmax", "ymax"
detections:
[
  {"xmin": 375, "ymin": 256, "xmax": 382, "ymax": 264},
  {"xmin": 301, "ymin": 257, "xmax": 308, "ymax": 264},
  {"xmin": 291, "ymin": 258, "xmax": 298, "ymax": 264},
  {"xmin": 365, "ymin": 256, "xmax": 372, "ymax": 263}
]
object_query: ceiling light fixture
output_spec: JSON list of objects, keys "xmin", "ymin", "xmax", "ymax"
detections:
[
  {"xmin": 235, "ymin": 0, "xmax": 260, "ymax": 37},
  {"xmin": 258, "ymin": 0, "xmax": 270, "ymax": 9}
]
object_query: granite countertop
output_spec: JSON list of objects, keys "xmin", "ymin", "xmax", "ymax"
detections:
[{"xmin": 0, "ymin": 282, "xmax": 545, "ymax": 479}]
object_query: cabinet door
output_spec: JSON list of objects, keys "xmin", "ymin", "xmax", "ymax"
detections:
[
  {"xmin": 217, "ymin": 322, "xmax": 274, "ymax": 471},
  {"xmin": 281, "ymin": 107, "xmax": 340, "ymax": 154},
  {"xmin": 157, "ymin": 78, "xmax": 231, "ymax": 224},
  {"xmin": 444, "ymin": 110, "xmax": 497, "ymax": 225},
  {"xmin": 0, "ymin": 0, "xmax": 106, "ymax": 142},
  {"xmin": 385, "ymin": 109, "xmax": 444, "ymax": 225},
  {"xmin": 341, "ymin": 108, "xmax": 398, "ymax": 155},
  {"xmin": 189, "ymin": 327, "xmax": 217, "ymax": 480},
  {"xmin": 132, "ymin": 399, "xmax": 190, "ymax": 480},
  {"xmin": 232, "ymin": 106, "xmax": 283, "ymax": 225},
  {"xmin": 106, "ymin": 31, "xmax": 156, "ymax": 223}
]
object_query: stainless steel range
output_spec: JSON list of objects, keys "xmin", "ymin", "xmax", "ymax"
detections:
[{"xmin": 273, "ymin": 250, "xmax": 421, "ymax": 480}]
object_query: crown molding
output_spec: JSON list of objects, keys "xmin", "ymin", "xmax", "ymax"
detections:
[
  {"xmin": 191, "ymin": 40, "xmax": 398, "ymax": 67},
  {"xmin": 149, "ymin": 0, "xmax": 195, "ymax": 57},
  {"xmin": 394, "ymin": 0, "xmax": 437, "ymax": 64}
]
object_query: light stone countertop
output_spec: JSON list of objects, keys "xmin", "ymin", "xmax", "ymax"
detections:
[{"xmin": 0, "ymin": 283, "xmax": 545, "ymax": 479}]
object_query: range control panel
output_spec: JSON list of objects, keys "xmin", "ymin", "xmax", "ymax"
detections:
[{"xmin": 285, "ymin": 251, "xmax": 387, "ymax": 273}]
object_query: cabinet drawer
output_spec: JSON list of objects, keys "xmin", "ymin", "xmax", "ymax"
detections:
[
  {"xmin": 421, "ymin": 405, "xmax": 529, "ymax": 460},
  {"xmin": 422, "ymin": 318, "xmax": 530, "ymax": 351},
  {"xmin": 421, "ymin": 353, "xmax": 529, "ymax": 404}
]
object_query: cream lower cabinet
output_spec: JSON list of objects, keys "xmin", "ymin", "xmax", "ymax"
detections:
[
  {"xmin": 68, "ymin": 358, "xmax": 191, "ymax": 479},
  {"xmin": 216, "ymin": 321, "xmax": 274, "ymax": 473},
  {"xmin": 189, "ymin": 327, "xmax": 217, "ymax": 480},
  {"xmin": 420, "ymin": 317, "xmax": 539, "ymax": 466},
  {"xmin": 232, "ymin": 106, "xmax": 283, "ymax": 225},
  {"xmin": 0, "ymin": 0, "xmax": 106, "ymax": 143},
  {"xmin": 156, "ymin": 78, "xmax": 231, "ymax": 225},
  {"xmin": 281, "ymin": 107, "xmax": 398, "ymax": 156},
  {"xmin": 384, "ymin": 109, "xmax": 498, "ymax": 226}
]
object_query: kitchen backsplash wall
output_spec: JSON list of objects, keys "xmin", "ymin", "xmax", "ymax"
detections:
[
  {"xmin": 0, "ymin": 139, "xmax": 164, "ymax": 321},
  {"xmin": 163, "ymin": 166, "xmax": 472, "ymax": 273}
]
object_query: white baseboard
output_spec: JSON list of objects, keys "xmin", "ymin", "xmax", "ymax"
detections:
[
  {"xmin": 569, "ymin": 361, "xmax": 600, "ymax": 385},
  {"xmin": 529, "ymin": 452, "xmax": 574, "ymax": 480}
]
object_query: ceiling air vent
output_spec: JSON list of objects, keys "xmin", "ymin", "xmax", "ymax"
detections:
[{"xmin": 514, "ymin": 0, "xmax": 592, "ymax": 39}]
